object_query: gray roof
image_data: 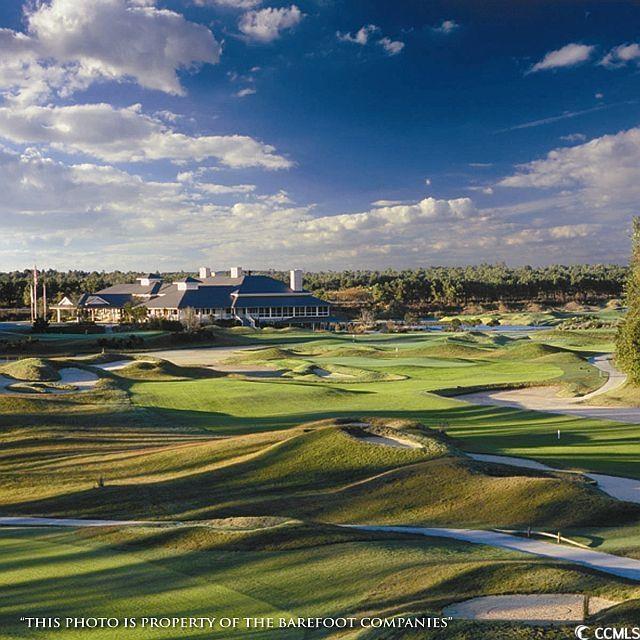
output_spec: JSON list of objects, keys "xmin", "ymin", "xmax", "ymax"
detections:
[
  {"xmin": 76, "ymin": 273, "xmax": 329, "ymax": 311},
  {"xmin": 144, "ymin": 285, "xmax": 237, "ymax": 309},
  {"xmin": 97, "ymin": 282, "xmax": 166, "ymax": 296}
]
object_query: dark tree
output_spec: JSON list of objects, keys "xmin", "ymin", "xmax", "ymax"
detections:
[{"xmin": 616, "ymin": 217, "xmax": 640, "ymax": 383}]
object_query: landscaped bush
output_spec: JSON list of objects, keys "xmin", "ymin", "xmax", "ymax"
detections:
[{"xmin": 95, "ymin": 335, "xmax": 145, "ymax": 349}]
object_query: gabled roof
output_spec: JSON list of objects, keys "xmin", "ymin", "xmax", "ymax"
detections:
[
  {"xmin": 139, "ymin": 273, "xmax": 162, "ymax": 280},
  {"xmin": 77, "ymin": 293, "xmax": 120, "ymax": 308},
  {"xmin": 96, "ymin": 281, "xmax": 167, "ymax": 296},
  {"xmin": 143, "ymin": 285, "xmax": 236, "ymax": 309},
  {"xmin": 236, "ymin": 275, "xmax": 294, "ymax": 295}
]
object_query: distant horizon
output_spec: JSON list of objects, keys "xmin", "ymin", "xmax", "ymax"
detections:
[{"xmin": 0, "ymin": 260, "xmax": 630, "ymax": 275}]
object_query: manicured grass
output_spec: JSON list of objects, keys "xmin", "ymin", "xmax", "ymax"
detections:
[
  {"xmin": 125, "ymin": 334, "xmax": 639, "ymax": 478},
  {"xmin": 0, "ymin": 524, "xmax": 638, "ymax": 639}
]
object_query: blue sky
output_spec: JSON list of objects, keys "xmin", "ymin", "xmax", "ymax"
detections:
[{"xmin": 1, "ymin": 0, "xmax": 639, "ymax": 271}]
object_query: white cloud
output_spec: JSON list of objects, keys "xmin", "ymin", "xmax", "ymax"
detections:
[
  {"xmin": 0, "ymin": 103, "xmax": 292, "ymax": 168},
  {"xmin": 193, "ymin": 0, "xmax": 261, "ymax": 8},
  {"xmin": 560, "ymin": 133, "xmax": 587, "ymax": 143},
  {"xmin": 336, "ymin": 24, "xmax": 379, "ymax": 46},
  {"xmin": 337, "ymin": 25, "xmax": 404, "ymax": 56},
  {"xmin": 177, "ymin": 171, "xmax": 256, "ymax": 194},
  {"xmin": 235, "ymin": 87, "xmax": 257, "ymax": 97},
  {"xmin": 530, "ymin": 43, "xmax": 595, "ymax": 72},
  {"xmin": 499, "ymin": 127, "xmax": 640, "ymax": 192},
  {"xmin": 433, "ymin": 20, "xmax": 459, "ymax": 34},
  {"xmin": 600, "ymin": 43, "xmax": 640, "ymax": 68},
  {"xmin": 0, "ymin": 144, "xmax": 626, "ymax": 269},
  {"xmin": 238, "ymin": 5, "xmax": 302, "ymax": 42},
  {"xmin": 0, "ymin": 0, "xmax": 220, "ymax": 103},
  {"xmin": 378, "ymin": 37, "xmax": 405, "ymax": 56}
]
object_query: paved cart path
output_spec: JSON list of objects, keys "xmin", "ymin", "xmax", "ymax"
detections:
[
  {"xmin": 344, "ymin": 525, "xmax": 640, "ymax": 581},
  {"xmin": 3, "ymin": 517, "xmax": 640, "ymax": 582}
]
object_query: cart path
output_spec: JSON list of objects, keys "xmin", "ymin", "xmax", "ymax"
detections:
[
  {"xmin": 468, "ymin": 453, "xmax": 640, "ymax": 504},
  {"xmin": 457, "ymin": 355, "xmax": 640, "ymax": 423},
  {"xmin": 343, "ymin": 525, "xmax": 640, "ymax": 581},
  {"xmin": 3, "ymin": 517, "xmax": 640, "ymax": 582}
]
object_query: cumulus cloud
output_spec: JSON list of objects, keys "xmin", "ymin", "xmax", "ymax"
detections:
[
  {"xmin": 492, "ymin": 127, "xmax": 640, "ymax": 261},
  {"xmin": 193, "ymin": 0, "xmax": 261, "ymax": 7},
  {"xmin": 530, "ymin": 43, "xmax": 595, "ymax": 72},
  {"xmin": 499, "ymin": 127, "xmax": 640, "ymax": 192},
  {"xmin": 238, "ymin": 5, "xmax": 302, "ymax": 42},
  {"xmin": 378, "ymin": 37, "xmax": 405, "ymax": 56},
  {"xmin": 0, "ymin": 103, "xmax": 292, "ymax": 168},
  {"xmin": 0, "ymin": 143, "xmax": 624, "ymax": 269},
  {"xmin": 600, "ymin": 43, "xmax": 640, "ymax": 68},
  {"xmin": 336, "ymin": 24, "xmax": 379, "ymax": 45},
  {"xmin": 0, "ymin": 0, "xmax": 220, "ymax": 103},
  {"xmin": 337, "ymin": 24, "xmax": 404, "ymax": 56},
  {"xmin": 433, "ymin": 20, "xmax": 459, "ymax": 34}
]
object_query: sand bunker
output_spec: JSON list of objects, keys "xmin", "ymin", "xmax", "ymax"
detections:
[
  {"xmin": 443, "ymin": 594, "xmax": 617, "ymax": 624},
  {"xmin": 0, "ymin": 367, "xmax": 100, "ymax": 395}
]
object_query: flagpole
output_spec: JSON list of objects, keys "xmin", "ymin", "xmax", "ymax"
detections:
[
  {"xmin": 43, "ymin": 277, "xmax": 47, "ymax": 321},
  {"xmin": 33, "ymin": 265, "xmax": 38, "ymax": 320}
]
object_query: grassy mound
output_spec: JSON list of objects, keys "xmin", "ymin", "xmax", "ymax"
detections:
[
  {"xmin": 10, "ymin": 419, "xmax": 639, "ymax": 530},
  {"xmin": 311, "ymin": 345, "xmax": 389, "ymax": 358},
  {"xmin": 225, "ymin": 347, "xmax": 298, "ymax": 363},
  {"xmin": 489, "ymin": 341, "xmax": 565, "ymax": 360},
  {"xmin": 408, "ymin": 342, "xmax": 493, "ymax": 359},
  {"xmin": 282, "ymin": 362, "xmax": 405, "ymax": 383},
  {"xmin": 112, "ymin": 358, "xmax": 221, "ymax": 381},
  {"xmin": 0, "ymin": 357, "xmax": 59, "ymax": 381},
  {"xmin": 585, "ymin": 382, "xmax": 640, "ymax": 407}
]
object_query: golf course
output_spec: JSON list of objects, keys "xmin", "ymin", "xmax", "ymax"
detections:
[{"xmin": 1, "ymin": 324, "xmax": 640, "ymax": 638}]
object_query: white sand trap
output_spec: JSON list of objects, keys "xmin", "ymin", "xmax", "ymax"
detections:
[
  {"xmin": 444, "ymin": 594, "xmax": 617, "ymax": 624},
  {"xmin": 313, "ymin": 366, "xmax": 354, "ymax": 379},
  {"xmin": 54, "ymin": 368, "xmax": 100, "ymax": 392},
  {"xmin": 0, "ymin": 368, "xmax": 99, "ymax": 395},
  {"xmin": 94, "ymin": 359, "xmax": 153, "ymax": 371},
  {"xmin": 354, "ymin": 432, "xmax": 422, "ymax": 449},
  {"xmin": 358, "ymin": 435, "xmax": 421, "ymax": 449}
]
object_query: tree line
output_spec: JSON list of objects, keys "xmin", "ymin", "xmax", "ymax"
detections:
[{"xmin": 0, "ymin": 263, "xmax": 627, "ymax": 313}]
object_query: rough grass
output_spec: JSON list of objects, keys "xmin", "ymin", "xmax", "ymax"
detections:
[
  {"xmin": 0, "ymin": 357, "xmax": 60, "ymax": 381},
  {"xmin": 585, "ymin": 382, "xmax": 640, "ymax": 407}
]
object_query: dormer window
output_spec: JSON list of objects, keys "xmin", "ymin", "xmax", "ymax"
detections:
[
  {"xmin": 138, "ymin": 273, "xmax": 162, "ymax": 286},
  {"xmin": 174, "ymin": 276, "xmax": 201, "ymax": 291}
]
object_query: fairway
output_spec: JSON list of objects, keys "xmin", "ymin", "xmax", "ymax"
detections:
[
  {"xmin": 124, "ymin": 331, "xmax": 640, "ymax": 478},
  {"xmin": 1, "ymin": 524, "xmax": 639, "ymax": 639}
]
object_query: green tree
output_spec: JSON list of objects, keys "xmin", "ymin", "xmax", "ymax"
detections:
[{"xmin": 616, "ymin": 217, "xmax": 640, "ymax": 383}]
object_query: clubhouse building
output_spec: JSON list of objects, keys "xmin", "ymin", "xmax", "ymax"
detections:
[{"xmin": 55, "ymin": 268, "xmax": 332, "ymax": 328}]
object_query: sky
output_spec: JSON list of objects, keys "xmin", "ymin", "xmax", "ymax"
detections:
[{"xmin": 1, "ymin": 0, "xmax": 640, "ymax": 272}]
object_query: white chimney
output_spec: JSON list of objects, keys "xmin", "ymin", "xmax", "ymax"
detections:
[
  {"xmin": 230, "ymin": 266, "xmax": 243, "ymax": 278},
  {"xmin": 199, "ymin": 267, "xmax": 211, "ymax": 279},
  {"xmin": 290, "ymin": 269, "xmax": 303, "ymax": 292}
]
